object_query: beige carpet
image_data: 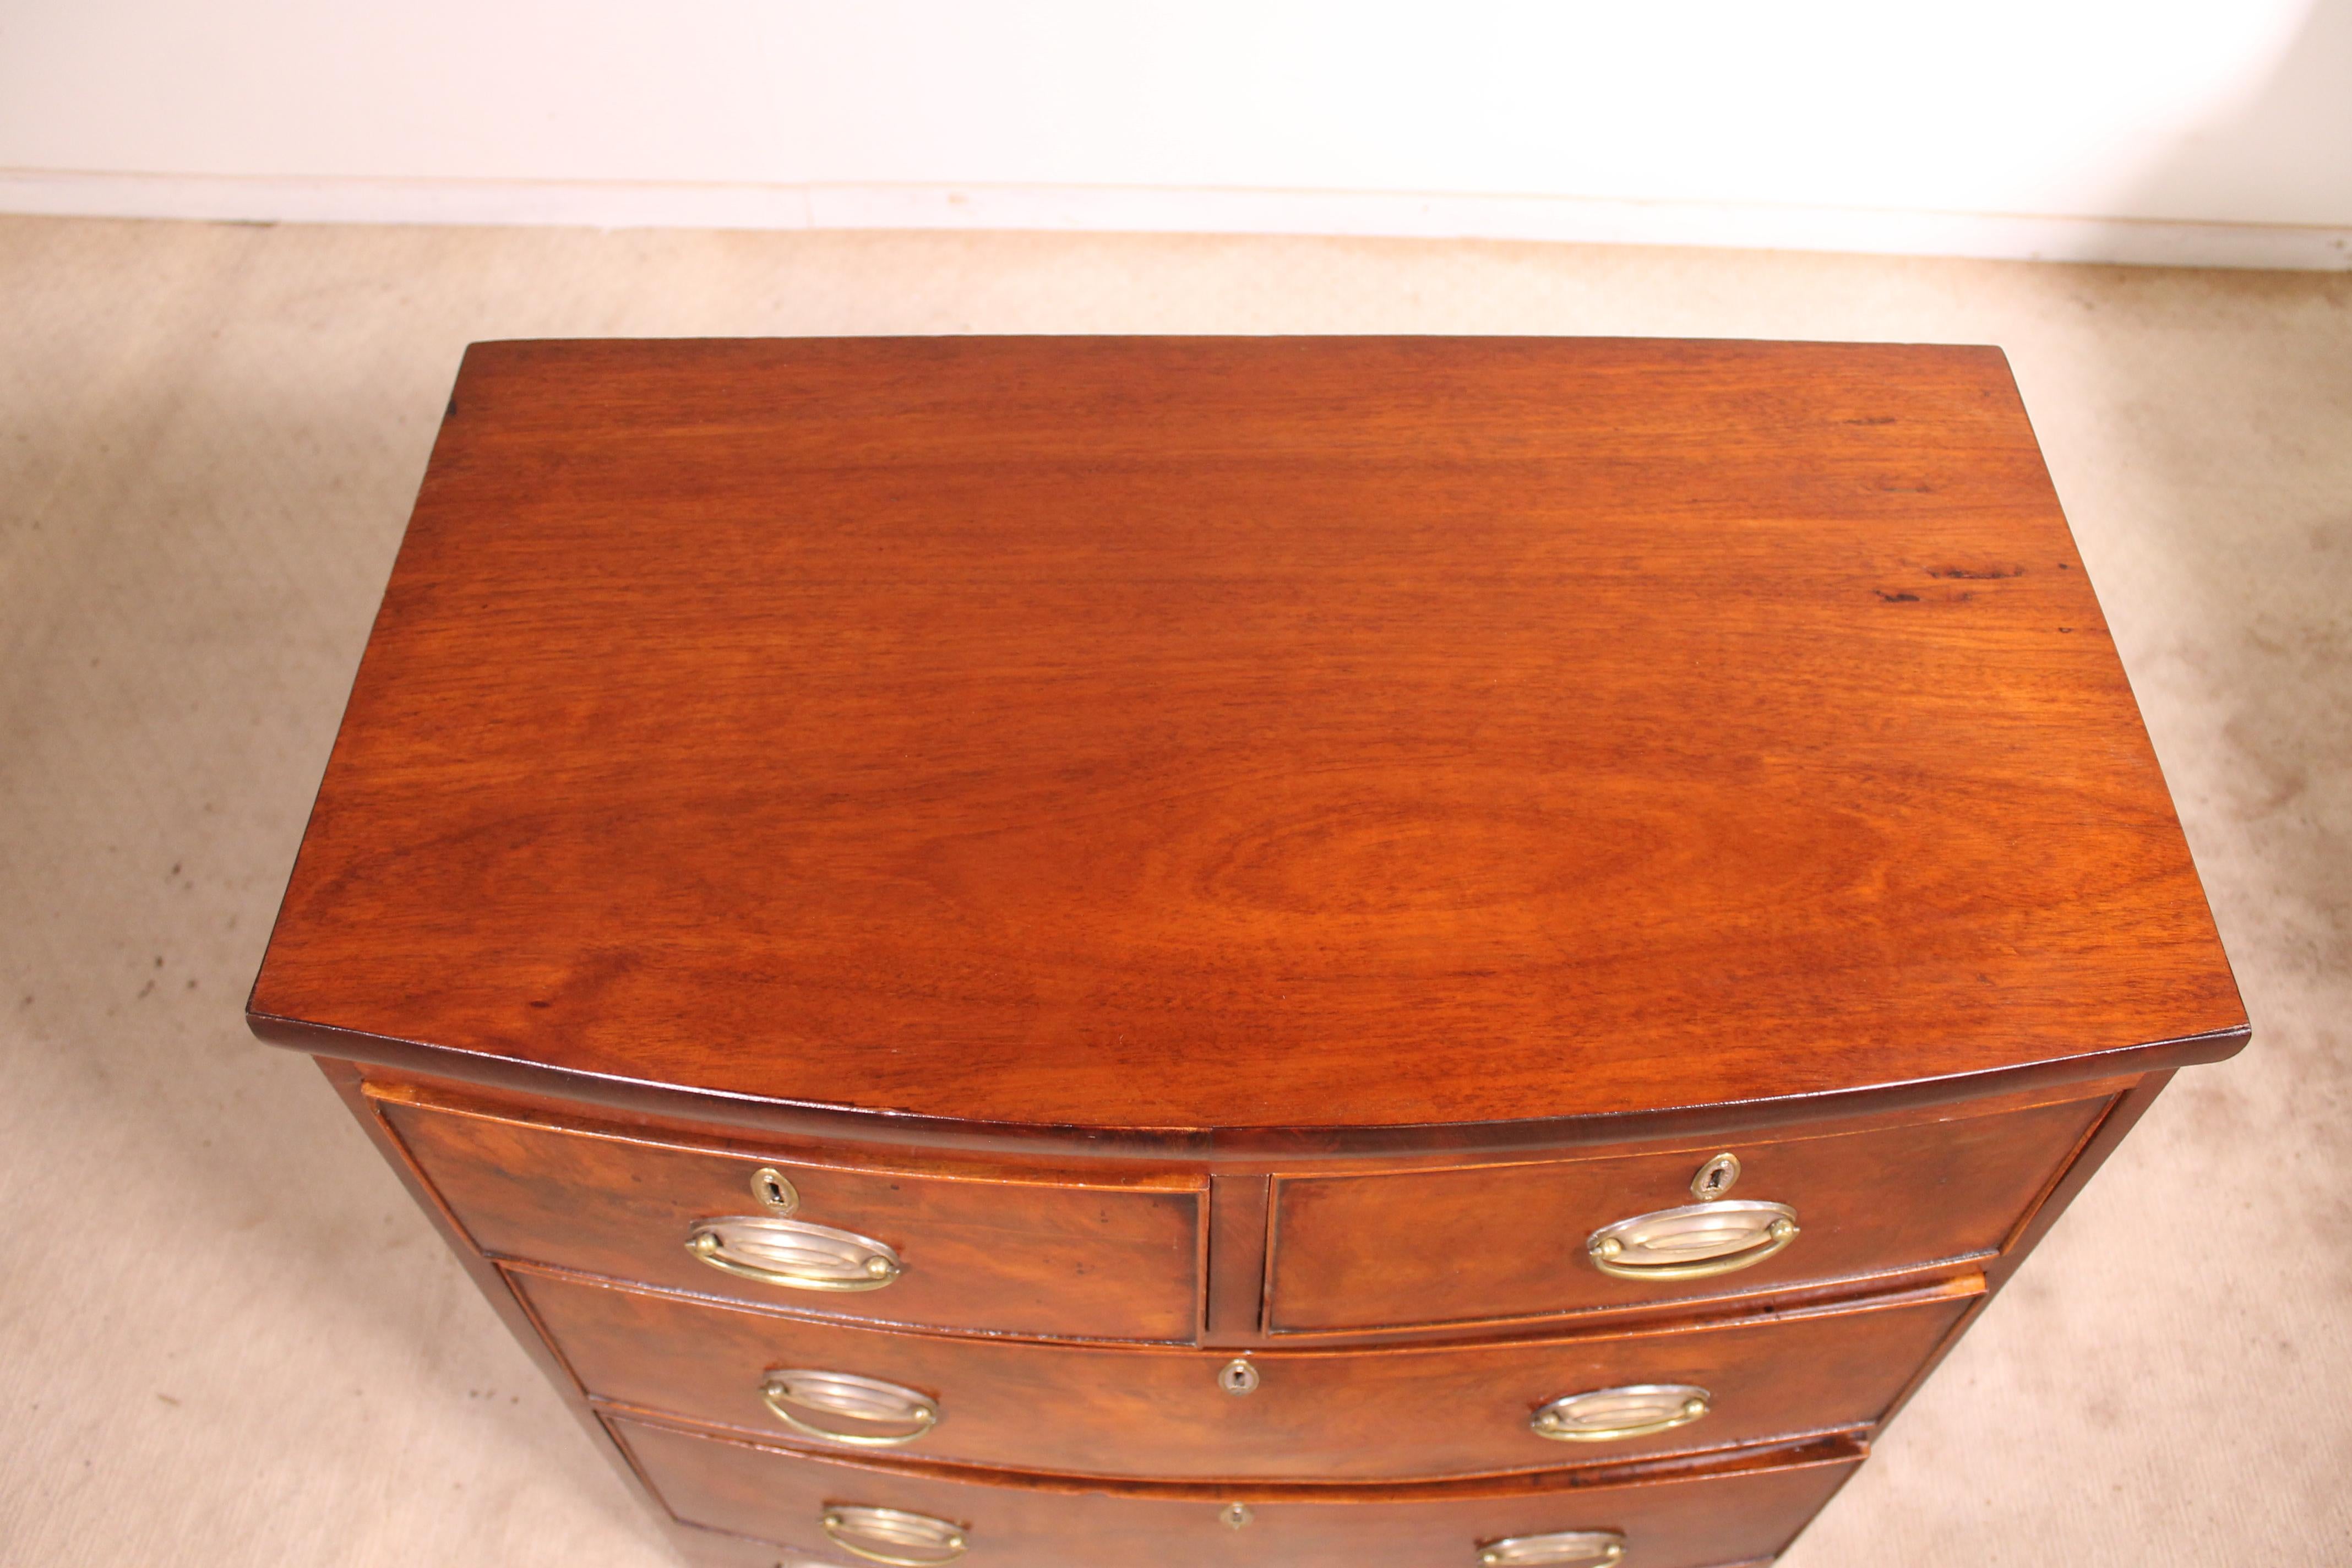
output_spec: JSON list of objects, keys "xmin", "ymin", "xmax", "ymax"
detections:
[{"xmin": 2, "ymin": 215, "xmax": 2345, "ymax": 1566}]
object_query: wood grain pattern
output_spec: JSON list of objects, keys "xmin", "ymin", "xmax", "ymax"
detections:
[
  {"xmin": 1267, "ymin": 1092, "xmax": 2108, "ymax": 1332},
  {"xmin": 248, "ymin": 337, "xmax": 2246, "ymax": 1136},
  {"xmin": 379, "ymin": 1088, "xmax": 1204, "ymax": 1342},
  {"xmin": 610, "ymin": 1414, "xmax": 1864, "ymax": 1568},
  {"xmin": 518, "ymin": 1264, "xmax": 1973, "ymax": 1480}
]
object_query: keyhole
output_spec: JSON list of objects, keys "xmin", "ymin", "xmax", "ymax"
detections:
[
  {"xmin": 751, "ymin": 1167, "xmax": 798, "ymax": 1216},
  {"xmin": 1218, "ymin": 1358, "xmax": 1260, "ymax": 1395},
  {"xmin": 1691, "ymin": 1152, "xmax": 1740, "ymax": 1199}
]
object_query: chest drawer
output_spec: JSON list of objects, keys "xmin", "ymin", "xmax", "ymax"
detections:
[
  {"xmin": 614, "ymin": 1415, "xmax": 1861, "ymax": 1568},
  {"xmin": 1267, "ymin": 1092, "xmax": 2110, "ymax": 1333},
  {"xmin": 523, "ymin": 1268, "xmax": 1972, "ymax": 1481},
  {"xmin": 376, "ymin": 1090, "xmax": 1205, "ymax": 1342}
]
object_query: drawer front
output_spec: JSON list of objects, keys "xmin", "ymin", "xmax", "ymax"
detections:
[
  {"xmin": 613, "ymin": 1415, "xmax": 1860, "ymax": 1568},
  {"xmin": 1268, "ymin": 1094, "xmax": 2108, "ymax": 1332},
  {"xmin": 527, "ymin": 1270, "xmax": 1970, "ymax": 1480},
  {"xmin": 379, "ymin": 1095, "xmax": 1204, "ymax": 1342}
]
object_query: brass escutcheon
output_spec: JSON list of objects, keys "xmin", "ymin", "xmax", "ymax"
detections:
[
  {"xmin": 751, "ymin": 1166, "xmax": 800, "ymax": 1216},
  {"xmin": 1689, "ymin": 1152, "xmax": 1741, "ymax": 1199}
]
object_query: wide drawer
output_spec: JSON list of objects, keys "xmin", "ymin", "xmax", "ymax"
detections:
[
  {"xmin": 524, "ymin": 1267, "xmax": 1973, "ymax": 1480},
  {"xmin": 1268, "ymin": 1092, "xmax": 2110, "ymax": 1333},
  {"xmin": 376, "ymin": 1088, "xmax": 1204, "ymax": 1341},
  {"xmin": 613, "ymin": 1415, "xmax": 1861, "ymax": 1568}
]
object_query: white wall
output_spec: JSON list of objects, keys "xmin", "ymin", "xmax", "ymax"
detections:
[{"xmin": 4, "ymin": 1, "xmax": 2348, "ymax": 268}]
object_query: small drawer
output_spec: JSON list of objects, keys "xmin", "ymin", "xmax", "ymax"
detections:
[
  {"xmin": 1267, "ymin": 1092, "xmax": 2110, "ymax": 1333},
  {"xmin": 612, "ymin": 1414, "xmax": 1861, "ymax": 1568},
  {"xmin": 375, "ymin": 1088, "xmax": 1204, "ymax": 1342},
  {"xmin": 522, "ymin": 1268, "xmax": 1974, "ymax": 1480}
]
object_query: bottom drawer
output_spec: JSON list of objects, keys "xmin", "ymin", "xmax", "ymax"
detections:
[{"xmin": 612, "ymin": 1415, "xmax": 1861, "ymax": 1568}]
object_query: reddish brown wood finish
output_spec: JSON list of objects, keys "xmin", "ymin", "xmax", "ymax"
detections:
[
  {"xmin": 1266, "ymin": 1092, "xmax": 2109, "ymax": 1332},
  {"xmin": 1205, "ymin": 1172, "xmax": 1273, "ymax": 1344},
  {"xmin": 609, "ymin": 1415, "xmax": 1865, "ymax": 1568},
  {"xmin": 249, "ymin": 337, "xmax": 2246, "ymax": 1141},
  {"xmin": 378, "ymin": 1088, "xmax": 1205, "ymax": 1342},
  {"xmin": 517, "ymin": 1264, "xmax": 1974, "ymax": 1480},
  {"xmin": 252, "ymin": 340, "xmax": 2252, "ymax": 1568}
]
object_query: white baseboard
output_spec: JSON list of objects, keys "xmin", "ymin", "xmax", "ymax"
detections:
[{"xmin": 4, "ymin": 168, "xmax": 2348, "ymax": 272}]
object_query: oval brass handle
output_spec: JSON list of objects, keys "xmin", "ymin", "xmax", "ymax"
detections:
[
  {"xmin": 820, "ymin": 1505, "xmax": 968, "ymax": 1565},
  {"xmin": 761, "ymin": 1368, "xmax": 939, "ymax": 1449},
  {"xmin": 1586, "ymin": 1199, "xmax": 1798, "ymax": 1281},
  {"xmin": 1531, "ymin": 1384, "xmax": 1710, "ymax": 1443},
  {"xmin": 685, "ymin": 1215, "xmax": 903, "ymax": 1293},
  {"xmin": 1478, "ymin": 1528, "xmax": 1626, "ymax": 1566}
]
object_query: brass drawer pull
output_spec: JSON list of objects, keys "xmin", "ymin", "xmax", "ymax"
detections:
[
  {"xmin": 762, "ymin": 1368, "xmax": 939, "ymax": 1448},
  {"xmin": 1531, "ymin": 1384, "xmax": 1710, "ymax": 1443},
  {"xmin": 821, "ymin": 1504, "xmax": 968, "ymax": 1565},
  {"xmin": 1478, "ymin": 1528, "xmax": 1626, "ymax": 1566},
  {"xmin": 1586, "ymin": 1199, "xmax": 1798, "ymax": 1281},
  {"xmin": 685, "ymin": 1215, "xmax": 903, "ymax": 1292}
]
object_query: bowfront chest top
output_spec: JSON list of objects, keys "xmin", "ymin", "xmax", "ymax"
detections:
[{"xmin": 252, "ymin": 337, "xmax": 2246, "ymax": 1568}]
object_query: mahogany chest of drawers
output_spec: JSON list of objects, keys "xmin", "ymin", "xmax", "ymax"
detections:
[{"xmin": 250, "ymin": 336, "xmax": 2247, "ymax": 1568}]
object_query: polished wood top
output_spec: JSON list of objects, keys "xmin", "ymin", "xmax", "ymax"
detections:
[{"xmin": 250, "ymin": 337, "xmax": 2244, "ymax": 1138}]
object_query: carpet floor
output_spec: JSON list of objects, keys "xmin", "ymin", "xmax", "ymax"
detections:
[{"xmin": 2, "ymin": 215, "xmax": 2346, "ymax": 1565}]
